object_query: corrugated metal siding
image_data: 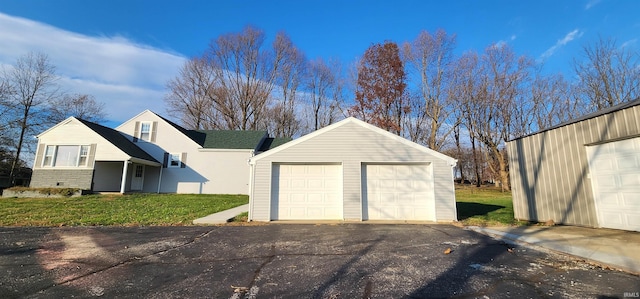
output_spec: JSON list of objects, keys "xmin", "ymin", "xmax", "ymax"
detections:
[
  {"xmin": 249, "ymin": 121, "xmax": 456, "ymax": 222},
  {"xmin": 508, "ymin": 104, "xmax": 640, "ymax": 227}
]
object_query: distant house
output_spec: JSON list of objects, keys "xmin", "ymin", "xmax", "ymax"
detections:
[
  {"xmin": 248, "ymin": 117, "xmax": 458, "ymax": 222},
  {"xmin": 30, "ymin": 110, "xmax": 289, "ymax": 194},
  {"xmin": 508, "ymin": 99, "xmax": 640, "ymax": 232}
]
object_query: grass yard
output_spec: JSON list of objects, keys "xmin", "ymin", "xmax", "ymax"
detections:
[
  {"xmin": 456, "ymin": 184, "xmax": 528, "ymax": 226},
  {"xmin": 0, "ymin": 193, "xmax": 248, "ymax": 226}
]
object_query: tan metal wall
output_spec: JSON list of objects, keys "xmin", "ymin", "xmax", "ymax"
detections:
[{"xmin": 507, "ymin": 104, "xmax": 640, "ymax": 227}]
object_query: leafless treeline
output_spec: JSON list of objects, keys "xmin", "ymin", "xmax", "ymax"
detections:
[
  {"xmin": 1, "ymin": 52, "xmax": 107, "ymax": 184},
  {"xmin": 166, "ymin": 27, "xmax": 640, "ymax": 190}
]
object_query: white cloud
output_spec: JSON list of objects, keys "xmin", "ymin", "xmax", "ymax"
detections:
[
  {"xmin": 539, "ymin": 29, "xmax": 584, "ymax": 61},
  {"xmin": 621, "ymin": 39, "xmax": 638, "ymax": 49},
  {"xmin": 585, "ymin": 0, "xmax": 601, "ymax": 10},
  {"xmin": 494, "ymin": 35, "xmax": 517, "ymax": 48},
  {"xmin": 0, "ymin": 12, "xmax": 186, "ymax": 123}
]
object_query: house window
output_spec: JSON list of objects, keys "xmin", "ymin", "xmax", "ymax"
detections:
[
  {"xmin": 140, "ymin": 122, "xmax": 152, "ymax": 141},
  {"xmin": 42, "ymin": 145, "xmax": 90, "ymax": 167},
  {"xmin": 43, "ymin": 145, "xmax": 55, "ymax": 167},
  {"xmin": 78, "ymin": 145, "xmax": 90, "ymax": 166},
  {"xmin": 169, "ymin": 153, "xmax": 181, "ymax": 168}
]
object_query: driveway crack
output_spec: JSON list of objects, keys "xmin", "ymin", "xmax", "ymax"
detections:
[{"xmin": 27, "ymin": 228, "xmax": 218, "ymax": 296}]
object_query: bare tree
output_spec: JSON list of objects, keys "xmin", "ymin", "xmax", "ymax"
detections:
[
  {"xmin": 269, "ymin": 33, "xmax": 305, "ymax": 138},
  {"xmin": 473, "ymin": 44, "xmax": 535, "ymax": 191},
  {"xmin": 529, "ymin": 73, "xmax": 576, "ymax": 130},
  {"xmin": 2, "ymin": 52, "xmax": 59, "ymax": 184},
  {"xmin": 206, "ymin": 26, "xmax": 285, "ymax": 130},
  {"xmin": 165, "ymin": 57, "xmax": 218, "ymax": 129},
  {"xmin": 574, "ymin": 37, "xmax": 640, "ymax": 111},
  {"xmin": 349, "ymin": 41, "xmax": 408, "ymax": 134},
  {"xmin": 48, "ymin": 93, "xmax": 107, "ymax": 123},
  {"xmin": 403, "ymin": 29, "xmax": 458, "ymax": 150},
  {"xmin": 305, "ymin": 58, "xmax": 343, "ymax": 131}
]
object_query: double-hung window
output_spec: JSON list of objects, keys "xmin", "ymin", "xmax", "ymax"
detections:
[
  {"xmin": 42, "ymin": 145, "xmax": 91, "ymax": 167},
  {"xmin": 169, "ymin": 153, "xmax": 181, "ymax": 168},
  {"xmin": 140, "ymin": 122, "xmax": 152, "ymax": 141}
]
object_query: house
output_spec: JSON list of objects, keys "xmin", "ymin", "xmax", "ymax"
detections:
[
  {"xmin": 507, "ymin": 99, "xmax": 640, "ymax": 232},
  {"xmin": 30, "ymin": 110, "xmax": 289, "ymax": 194},
  {"xmin": 248, "ymin": 117, "xmax": 458, "ymax": 222}
]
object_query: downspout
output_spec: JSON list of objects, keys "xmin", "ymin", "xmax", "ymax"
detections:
[
  {"xmin": 248, "ymin": 150, "xmax": 255, "ymax": 222},
  {"xmin": 120, "ymin": 161, "xmax": 129, "ymax": 194}
]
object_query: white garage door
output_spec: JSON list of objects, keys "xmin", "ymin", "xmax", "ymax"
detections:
[
  {"xmin": 586, "ymin": 137, "xmax": 640, "ymax": 231},
  {"xmin": 363, "ymin": 164, "xmax": 434, "ymax": 221},
  {"xmin": 271, "ymin": 164, "xmax": 342, "ymax": 220}
]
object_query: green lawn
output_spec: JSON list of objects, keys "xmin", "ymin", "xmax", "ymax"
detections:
[
  {"xmin": 456, "ymin": 185, "xmax": 527, "ymax": 226},
  {"xmin": 0, "ymin": 193, "xmax": 248, "ymax": 226}
]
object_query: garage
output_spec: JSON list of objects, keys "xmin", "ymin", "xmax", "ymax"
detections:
[
  {"xmin": 363, "ymin": 164, "xmax": 435, "ymax": 220},
  {"xmin": 508, "ymin": 98, "xmax": 640, "ymax": 231},
  {"xmin": 586, "ymin": 137, "xmax": 640, "ymax": 231},
  {"xmin": 270, "ymin": 164, "xmax": 342, "ymax": 220},
  {"xmin": 248, "ymin": 117, "xmax": 457, "ymax": 222}
]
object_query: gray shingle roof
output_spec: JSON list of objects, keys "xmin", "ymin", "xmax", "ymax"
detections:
[{"xmin": 76, "ymin": 118, "xmax": 159, "ymax": 163}]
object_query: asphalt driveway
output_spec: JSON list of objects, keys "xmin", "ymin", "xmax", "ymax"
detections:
[{"xmin": 1, "ymin": 224, "xmax": 637, "ymax": 298}]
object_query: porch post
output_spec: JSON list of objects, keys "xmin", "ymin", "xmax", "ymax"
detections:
[
  {"xmin": 157, "ymin": 166, "xmax": 163, "ymax": 193},
  {"xmin": 120, "ymin": 161, "xmax": 129, "ymax": 194}
]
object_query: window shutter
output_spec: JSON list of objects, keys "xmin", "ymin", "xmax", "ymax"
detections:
[
  {"xmin": 180, "ymin": 152, "xmax": 187, "ymax": 168},
  {"xmin": 163, "ymin": 152, "xmax": 169, "ymax": 168},
  {"xmin": 133, "ymin": 121, "xmax": 140, "ymax": 142},
  {"xmin": 87, "ymin": 144, "xmax": 97, "ymax": 167},
  {"xmin": 34, "ymin": 144, "xmax": 45, "ymax": 169},
  {"xmin": 150, "ymin": 121, "xmax": 158, "ymax": 142}
]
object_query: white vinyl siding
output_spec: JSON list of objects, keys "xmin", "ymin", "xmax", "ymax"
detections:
[
  {"xmin": 249, "ymin": 119, "xmax": 456, "ymax": 222},
  {"xmin": 116, "ymin": 111, "xmax": 258, "ymax": 194},
  {"xmin": 586, "ymin": 137, "xmax": 640, "ymax": 231}
]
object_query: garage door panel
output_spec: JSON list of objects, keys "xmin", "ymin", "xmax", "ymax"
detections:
[
  {"xmin": 587, "ymin": 137, "xmax": 640, "ymax": 231},
  {"xmin": 272, "ymin": 164, "xmax": 342, "ymax": 220},
  {"xmin": 363, "ymin": 164, "xmax": 434, "ymax": 221}
]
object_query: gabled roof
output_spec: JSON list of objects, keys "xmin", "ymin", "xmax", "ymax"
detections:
[
  {"xmin": 152, "ymin": 112, "xmax": 267, "ymax": 149},
  {"xmin": 250, "ymin": 117, "xmax": 457, "ymax": 165},
  {"xmin": 257, "ymin": 137, "xmax": 292, "ymax": 152},
  {"xmin": 510, "ymin": 98, "xmax": 640, "ymax": 141},
  {"xmin": 197, "ymin": 130, "xmax": 268, "ymax": 149},
  {"xmin": 75, "ymin": 118, "xmax": 159, "ymax": 163}
]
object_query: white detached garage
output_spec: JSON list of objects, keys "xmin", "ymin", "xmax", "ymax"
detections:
[{"xmin": 248, "ymin": 117, "xmax": 458, "ymax": 222}]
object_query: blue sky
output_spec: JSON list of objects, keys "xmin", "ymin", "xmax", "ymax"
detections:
[{"xmin": 1, "ymin": 0, "xmax": 638, "ymax": 124}]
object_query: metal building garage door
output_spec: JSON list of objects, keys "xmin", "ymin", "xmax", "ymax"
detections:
[
  {"xmin": 587, "ymin": 137, "xmax": 640, "ymax": 231},
  {"xmin": 363, "ymin": 164, "xmax": 435, "ymax": 221},
  {"xmin": 271, "ymin": 164, "xmax": 342, "ymax": 220}
]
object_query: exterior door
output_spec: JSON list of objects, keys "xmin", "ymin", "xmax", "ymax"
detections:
[
  {"xmin": 271, "ymin": 164, "xmax": 342, "ymax": 220},
  {"xmin": 586, "ymin": 137, "xmax": 640, "ymax": 231},
  {"xmin": 131, "ymin": 164, "xmax": 144, "ymax": 191},
  {"xmin": 363, "ymin": 164, "xmax": 435, "ymax": 221}
]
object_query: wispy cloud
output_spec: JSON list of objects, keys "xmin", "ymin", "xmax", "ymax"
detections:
[
  {"xmin": 494, "ymin": 35, "xmax": 517, "ymax": 48},
  {"xmin": 0, "ymin": 12, "xmax": 186, "ymax": 123},
  {"xmin": 585, "ymin": 0, "xmax": 601, "ymax": 10},
  {"xmin": 621, "ymin": 38, "xmax": 638, "ymax": 49},
  {"xmin": 539, "ymin": 29, "xmax": 584, "ymax": 61}
]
